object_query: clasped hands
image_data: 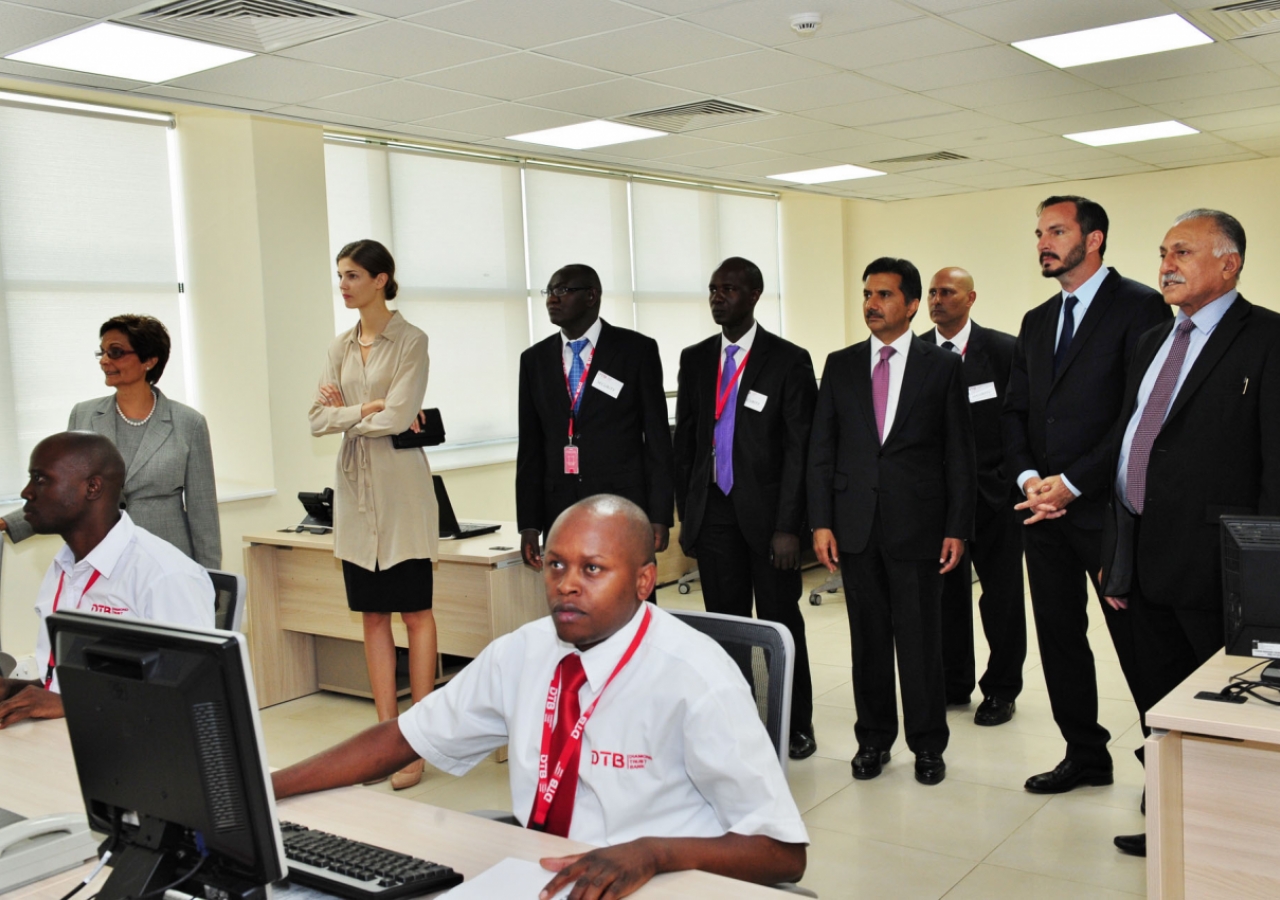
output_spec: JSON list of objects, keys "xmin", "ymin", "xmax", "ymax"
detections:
[
  {"xmin": 1015, "ymin": 474, "xmax": 1075, "ymax": 525},
  {"xmin": 318, "ymin": 384, "xmax": 427, "ymax": 431}
]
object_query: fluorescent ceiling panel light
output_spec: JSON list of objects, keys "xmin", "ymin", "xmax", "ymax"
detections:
[
  {"xmin": 6, "ymin": 23, "xmax": 253, "ymax": 83},
  {"xmin": 1065, "ymin": 120, "xmax": 1198, "ymax": 146},
  {"xmin": 508, "ymin": 120, "xmax": 666, "ymax": 149},
  {"xmin": 1013, "ymin": 14, "xmax": 1212, "ymax": 68},
  {"xmin": 767, "ymin": 164, "xmax": 884, "ymax": 184}
]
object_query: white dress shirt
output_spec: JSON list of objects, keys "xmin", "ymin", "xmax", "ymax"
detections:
[
  {"xmin": 561, "ymin": 317, "xmax": 603, "ymax": 377},
  {"xmin": 34, "ymin": 512, "xmax": 215, "ymax": 693},
  {"xmin": 399, "ymin": 603, "xmax": 809, "ymax": 848},
  {"xmin": 1115, "ymin": 290, "xmax": 1237, "ymax": 512},
  {"xmin": 719, "ymin": 320, "xmax": 758, "ymax": 364},
  {"xmin": 933, "ymin": 318, "xmax": 972, "ymax": 357},
  {"xmin": 1017, "ymin": 264, "xmax": 1113, "ymax": 497},
  {"xmin": 868, "ymin": 328, "xmax": 914, "ymax": 441}
]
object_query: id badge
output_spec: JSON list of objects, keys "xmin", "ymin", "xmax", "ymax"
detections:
[{"xmin": 564, "ymin": 445, "xmax": 580, "ymax": 474}]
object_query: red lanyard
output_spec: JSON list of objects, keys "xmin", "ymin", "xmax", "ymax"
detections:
[
  {"xmin": 44, "ymin": 569, "xmax": 101, "ymax": 689},
  {"xmin": 564, "ymin": 349, "xmax": 593, "ymax": 442},
  {"xmin": 528, "ymin": 605, "xmax": 652, "ymax": 830},
  {"xmin": 714, "ymin": 349, "xmax": 751, "ymax": 422}
]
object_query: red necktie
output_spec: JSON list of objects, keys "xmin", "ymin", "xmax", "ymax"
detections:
[{"xmin": 544, "ymin": 653, "xmax": 589, "ymax": 838}]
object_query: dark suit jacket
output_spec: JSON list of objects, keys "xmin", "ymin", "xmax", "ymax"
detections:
[
  {"xmin": 920, "ymin": 321, "xmax": 1016, "ymax": 513},
  {"xmin": 808, "ymin": 335, "xmax": 976, "ymax": 560},
  {"xmin": 516, "ymin": 319, "xmax": 675, "ymax": 535},
  {"xmin": 1101, "ymin": 296, "xmax": 1280, "ymax": 610},
  {"xmin": 673, "ymin": 326, "xmax": 817, "ymax": 557},
  {"xmin": 1002, "ymin": 268, "xmax": 1171, "ymax": 530}
]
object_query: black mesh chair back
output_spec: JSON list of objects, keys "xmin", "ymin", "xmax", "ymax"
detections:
[
  {"xmin": 667, "ymin": 609, "xmax": 795, "ymax": 772},
  {"xmin": 208, "ymin": 569, "xmax": 246, "ymax": 632}
]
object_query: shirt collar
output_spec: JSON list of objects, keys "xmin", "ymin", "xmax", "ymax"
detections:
[
  {"xmin": 870, "ymin": 328, "xmax": 914, "ymax": 359},
  {"xmin": 565, "ymin": 602, "xmax": 650, "ymax": 693},
  {"xmin": 1180, "ymin": 289, "xmax": 1237, "ymax": 336},
  {"xmin": 934, "ymin": 318, "xmax": 972, "ymax": 352},
  {"xmin": 720, "ymin": 321, "xmax": 758, "ymax": 355},
  {"xmin": 54, "ymin": 511, "xmax": 137, "ymax": 579},
  {"xmin": 345, "ymin": 310, "xmax": 405, "ymax": 345},
  {"xmin": 1064, "ymin": 264, "xmax": 1110, "ymax": 307},
  {"xmin": 561, "ymin": 317, "xmax": 603, "ymax": 350}
]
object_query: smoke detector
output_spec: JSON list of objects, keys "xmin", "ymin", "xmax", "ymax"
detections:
[{"xmin": 790, "ymin": 12, "xmax": 822, "ymax": 35}]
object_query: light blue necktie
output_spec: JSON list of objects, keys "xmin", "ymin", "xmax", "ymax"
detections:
[{"xmin": 568, "ymin": 338, "xmax": 589, "ymax": 412}]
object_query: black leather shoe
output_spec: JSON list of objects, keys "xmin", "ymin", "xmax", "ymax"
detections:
[
  {"xmin": 1024, "ymin": 759, "xmax": 1113, "ymax": 794},
  {"xmin": 974, "ymin": 696, "xmax": 1016, "ymax": 726},
  {"xmin": 914, "ymin": 752, "xmax": 946, "ymax": 785},
  {"xmin": 852, "ymin": 747, "xmax": 891, "ymax": 780},
  {"xmin": 1114, "ymin": 833, "xmax": 1146, "ymax": 857},
  {"xmin": 789, "ymin": 730, "xmax": 818, "ymax": 760}
]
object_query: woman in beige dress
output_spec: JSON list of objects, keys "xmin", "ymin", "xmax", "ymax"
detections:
[{"xmin": 309, "ymin": 240, "xmax": 438, "ymax": 790}]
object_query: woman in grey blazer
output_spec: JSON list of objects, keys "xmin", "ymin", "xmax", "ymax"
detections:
[{"xmin": 0, "ymin": 315, "xmax": 221, "ymax": 569}]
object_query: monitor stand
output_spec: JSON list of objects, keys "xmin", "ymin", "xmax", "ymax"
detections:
[{"xmin": 97, "ymin": 816, "xmax": 270, "ymax": 900}]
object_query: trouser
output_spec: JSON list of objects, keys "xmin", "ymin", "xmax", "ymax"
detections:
[
  {"xmin": 695, "ymin": 486, "xmax": 814, "ymax": 733},
  {"xmin": 941, "ymin": 499, "xmax": 1027, "ymax": 703}
]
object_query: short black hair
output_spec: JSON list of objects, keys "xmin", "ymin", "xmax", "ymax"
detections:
[
  {"xmin": 714, "ymin": 256, "xmax": 764, "ymax": 294},
  {"xmin": 862, "ymin": 256, "xmax": 922, "ymax": 303},
  {"xmin": 337, "ymin": 239, "xmax": 399, "ymax": 300},
  {"xmin": 1175, "ymin": 208, "xmax": 1247, "ymax": 274},
  {"xmin": 556, "ymin": 263, "xmax": 602, "ymax": 295},
  {"xmin": 99, "ymin": 315, "xmax": 171, "ymax": 384},
  {"xmin": 1039, "ymin": 195, "xmax": 1110, "ymax": 258}
]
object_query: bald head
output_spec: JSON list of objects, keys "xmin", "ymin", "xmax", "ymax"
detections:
[
  {"xmin": 549, "ymin": 495, "xmax": 656, "ymax": 568},
  {"xmin": 21, "ymin": 431, "xmax": 126, "ymax": 542},
  {"xmin": 927, "ymin": 266, "xmax": 977, "ymax": 338},
  {"xmin": 40, "ymin": 432, "xmax": 125, "ymax": 491}
]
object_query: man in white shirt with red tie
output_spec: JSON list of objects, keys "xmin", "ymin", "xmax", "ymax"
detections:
[
  {"xmin": 0, "ymin": 432, "xmax": 214, "ymax": 728},
  {"xmin": 273, "ymin": 494, "xmax": 808, "ymax": 898}
]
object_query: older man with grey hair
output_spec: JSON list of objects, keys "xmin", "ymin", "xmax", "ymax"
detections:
[{"xmin": 1100, "ymin": 209, "xmax": 1280, "ymax": 857}]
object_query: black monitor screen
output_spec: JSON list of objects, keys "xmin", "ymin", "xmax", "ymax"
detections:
[{"xmin": 50, "ymin": 610, "xmax": 285, "ymax": 900}]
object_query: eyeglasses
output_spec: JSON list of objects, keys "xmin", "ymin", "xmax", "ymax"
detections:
[
  {"xmin": 95, "ymin": 347, "xmax": 138, "ymax": 361},
  {"xmin": 541, "ymin": 284, "xmax": 591, "ymax": 298}
]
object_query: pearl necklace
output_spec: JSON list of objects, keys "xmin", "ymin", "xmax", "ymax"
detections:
[{"xmin": 117, "ymin": 388, "xmax": 158, "ymax": 427}]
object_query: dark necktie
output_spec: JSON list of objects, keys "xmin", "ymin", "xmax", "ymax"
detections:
[
  {"xmin": 542, "ymin": 652, "xmax": 589, "ymax": 838},
  {"xmin": 1125, "ymin": 319, "xmax": 1197, "ymax": 515},
  {"xmin": 1053, "ymin": 295, "xmax": 1078, "ymax": 376},
  {"xmin": 941, "ymin": 340, "xmax": 957, "ymax": 353}
]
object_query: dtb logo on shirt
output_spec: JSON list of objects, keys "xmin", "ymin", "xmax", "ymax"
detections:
[
  {"xmin": 589, "ymin": 750, "xmax": 652, "ymax": 770},
  {"xmin": 90, "ymin": 603, "xmax": 128, "ymax": 615}
]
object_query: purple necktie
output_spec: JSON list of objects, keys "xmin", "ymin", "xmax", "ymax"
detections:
[
  {"xmin": 872, "ymin": 345, "xmax": 895, "ymax": 444},
  {"xmin": 1126, "ymin": 319, "xmax": 1196, "ymax": 514},
  {"xmin": 715, "ymin": 345, "xmax": 740, "ymax": 494}
]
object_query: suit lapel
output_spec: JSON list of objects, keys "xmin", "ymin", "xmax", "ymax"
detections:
[
  {"xmin": 848, "ymin": 342, "xmax": 876, "ymax": 437},
  {"xmin": 89, "ymin": 399, "xmax": 118, "ymax": 445},
  {"xmin": 575, "ymin": 319, "xmax": 612, "ymax": 422},
  {"xmin": 883, "ymin": 336, "xmax": 928, "ymax": 446},
  {"xmin": 735, "ymin": 326, "xmax": 772, "ymax": 409},
  {"xmin": 126, "ymin": 390, "xmax": 172, "ymax": 488},
  {"xmin": 1164, "ymin": 297, "xmax": 1251, "ymax": 425},
  {"xmin": 1052, "ymin": 272, "xmax": 1117, "ymax": 387}
]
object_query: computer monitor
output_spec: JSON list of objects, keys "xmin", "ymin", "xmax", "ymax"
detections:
[
  {"xmin": 49, "ymin": 610, "xmax": 285, "ymax": 900},
  {"xmin": 1221, "ymin": 516, "xmax": 1280, "ymax": 658}
]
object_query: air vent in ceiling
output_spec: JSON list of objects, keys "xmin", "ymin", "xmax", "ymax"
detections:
[
  {"xmin": 1187, "ymin": 0, "xmax": 1280, "ymax": 41},
  {"xmin": 121, "ymin": 0, "xmax": 374, "ymax": 54},
  {"xmin": 871, "ymin": 150, "xmax": 969, "ymax": 165},
  {"xmin": 618, "ymin": 99, "xmax": 770, "ymax": 133}
]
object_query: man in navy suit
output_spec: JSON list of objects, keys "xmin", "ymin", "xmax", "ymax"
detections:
[
  {"xmin": 809, "ymin": 257, "xmax": 976, "ymax": 786},
  {"xmin": 674, "ymin": 257, "xmax": 818, "ymax": 760},
  {"xmin": 517, "ymin": 264, "xmax": 674, "ymax": 571},
  {"xmin": 921, "ymin": 268, "xmax": 1025, "ymax": 727}
]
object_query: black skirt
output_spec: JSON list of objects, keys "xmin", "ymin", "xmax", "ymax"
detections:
[{"xmin": 341, "ymin": 557, "xmax": 434, "ymax": 613}]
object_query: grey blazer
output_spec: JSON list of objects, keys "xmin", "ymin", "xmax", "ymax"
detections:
[{"xmin": 2, "ymin": 388, "xmax": 222, "ymax": 568}]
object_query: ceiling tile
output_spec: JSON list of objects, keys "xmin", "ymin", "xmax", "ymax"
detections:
[
  {"xmin": 167, "ymin": 56, "xmax": 386, "ymax": 104},
  {"xmin": 137, "ymin": 85, "xmax": 282, "ymax": 111},
  {"xmin": 1237, "ymin": 136, "xmax": 1280, "ymax": 154},
  {"xmin": 538, "ymin": 18, "xmax": 755, "ymax": 75},
  {"xmin": 805, "ymin": 93, "xmax": 959, "ymax": 127},
  {"xmin": 716, "ymin": 153, "xmax": 850, "ymax": 176},
  {"xmin": 524, "ymin": 78, "xmax": 705, "ymax": 117},
  {"xmin": 785, "ymin": 17, "xmax": 993, "ymax": 71},
  {"xmin": 1025, "ymin": 106, "xmax": 1168, "ymax": 135},
  {"xmin": 22, "ymin": 0, "xmax": 143, "ymax": 13},
  {"xmin": 644, "ymin": 50, "xmax": 834, "ymax": 96},
  {"xmin": 0, "ymin": 2, "xmax": 87, "ymax": 56},
  {"xmin": 1120, "ymin": 141, "xmax": 1258, "ymax": 165},
  {"xmin": 822, "ymin": 138, "xmax": 950, "ymax": 165},
  {"xmin": 304, "ymin": 80, "xmax": 494, "ymax": 122},
  {"xmin": 754, "ymin": 127, "xmax": 893, "ymax": 155},
  {"xmin": 279, "ymin": 22, "xmax": 506, "ymax": 79},
  {"xmin": 1069, "ymin": 43, "xmax": 1249, "ymax": 89},
  {"xmin": 1149, "ymin": 86, "xmax": 1280, "ymax": 120},
  {"xmin": 338, "ymin": 0, "xmax": 459, "ymax": 16},
  {"xmin": 863, "ymin": 110, "xmax": 1011, "ymax": 140},
  {"xmin": 947, "ymin": 0, "xmax": 1170, "ymax": 43},
  {"xmin": 271, "ymin": 105, "xmax": 396, "ymax": 130},
  {"xmin": 685, "ymin": 0, "xmax": 920, "ymax": 48},
  {"xmin": 936, "ymin": 122, "xmax": 1055, "ymax": 147},
  {"xmin": 659, "ymin": 144, "xmax": 786, "ymax": 169},
  {"xmin": 727, "ymin": 72, "xmax": 898, "ymax": 113},
  {"xmin": 1211, "ymin": 121, "xmax": 1280, "ymax": 143},
  {"xmin": 886, "ymin": 159, "xmax": 1016, "ymax": 180},
  {"xmin": 1183, "ymin": 105, "xmax": 1280, "ymax": 132},
  {"xmin": 377, "ymin": 123, "xmax": 494, "ymax": 145},
  {"xmin": 410, "ymin": 53, "xmax": 616, "ymax": 101},
  {"xmin": 908, "ymin": 0, "xmax": 1008, "ymax": 11},
  {"xmin": 1115, "ymin": 67, "xmax": 1280, "ymax": 105},
  {"xmin": 626, "ymin": 0, "xmax": 727, "ymax": 12},
  {"xmin": 861, "ymin": 45, "xmax": 1048, "ymax": 93},
  {"xmin": 943, "ymin": 169, "xmax": 1057, "ymax": 189},
  {"xmin": 981, "ymin": 89, "xmax": 1136, "ymax": 125},
  {"xmin": 1233, "ymin": 33, "xmax": 1280, "ymax": 64},
  {"xmin": 0, "ymin": 57, "xmax": 142, "ymax": 91},
  {"xmin": 925, "ymin": 70, "xmax": 1094, "ymax": 107},
  {"xmin": 963, "ymin": 134, "xmax": 1081, "ymax": 159},
  {"xmin": 683, "ymin": 114, "xmax": 836, "ymax": 143},
  {"xmin": 999, "ymin": 146, "xmax": 1113, "ymax": 168},
  {"xmin": 1151, "ymin": 151, "xmax": 1261, "ymax": 170},
  {"xmin": 409, "ymin": 0, "xmax": 658, "ymax": 50},
  {"xmin": 412, "ymin": 102, "xmax": 587, "ymax": 137},
  {"xmin": 603, "ymin": 134, "xmax": 725, "ymax": 159},
  {"xmin": 1040, "ymin": 158, "xmax": 1159, "ymax": 178}
]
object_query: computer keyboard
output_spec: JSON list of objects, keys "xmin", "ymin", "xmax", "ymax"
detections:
[{"xmin": 280, "ymin": 821, "xmax": 463, "ymax": 899}]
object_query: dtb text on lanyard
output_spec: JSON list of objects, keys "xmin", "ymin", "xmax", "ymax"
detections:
[
  {"xmin": 44, "ymin": 569, "xmax": 102, "ymax": 689},
  {"xmin": 563, "ymin": 352, "xmax": 593, "ymax": 475},
  {"xmin": 527, "ymin": 605, "xmax": 653, "ymax": 832}
]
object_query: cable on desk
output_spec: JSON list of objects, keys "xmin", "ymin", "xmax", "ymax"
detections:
[
  {"xmin": 131, "ymin": 850, "xmax": 208, "ymax": 900},
  {"xmin": 1205, "ymin": 660, "xmax": 1280, "ymax": 706}
]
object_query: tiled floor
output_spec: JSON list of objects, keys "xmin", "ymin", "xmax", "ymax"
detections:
[{"xmin": 259, "ymin": 568, "xmax": 1147, "ymax": 899}]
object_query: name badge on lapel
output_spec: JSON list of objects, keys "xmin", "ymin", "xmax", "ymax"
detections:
[
  {"xmin": 744, "ymin": 390, "xmax": 768, "ymax": 412},
  {"xmin": 593, "ymin": 371, "xmax": 623, "ymax": 398},
  {"xmin": 968, "ymin": 382, "xmax": 998, "ymax": 403}
]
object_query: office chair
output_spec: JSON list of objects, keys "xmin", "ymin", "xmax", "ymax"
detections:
[{"xmin": 208, "ymin": 569, "xmax": 246, "ymax": 632}]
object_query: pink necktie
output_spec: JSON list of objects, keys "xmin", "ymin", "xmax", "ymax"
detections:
[
  {"xmin": 1125, "ymin": 319, "xmax": 1196, "ymax": 514},
  {"xmin": 873, "ymin": 346, "xmax": 895, "ymax": 443}
]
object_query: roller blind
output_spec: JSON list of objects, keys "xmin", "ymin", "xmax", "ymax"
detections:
[{"xmin": 0, "ymin": 105, "xmax": 184, "ymax": 499}]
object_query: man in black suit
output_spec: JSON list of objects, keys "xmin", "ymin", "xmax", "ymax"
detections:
[
  {"xmin": 517, "ymin": 264, "xmax": 674, "ymax": 570},
  {"xmin": 1003, "ymin": 196, "xmax": 1171, "ymax": 794},
  {"xmin": 922, "ymin": 267, "xmax": 1025, "ymax": 726},
  {"xmin": 1102, "ymin": 210, "xmax": 1280, "ymax": 857},
  {"xmin": 809, "ymin": 257, "xmax": 976, "ymax": 786},
  {"xmin": 674, "ymin": 257, "xmax": 819, "ymax": 760}
]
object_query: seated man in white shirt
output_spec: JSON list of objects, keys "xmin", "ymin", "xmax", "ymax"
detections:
[
  {"xmin": 273, "ymin": 494, "xmax": 808, "ymax": 898},
  {"xmin": 0, "ymin": 431, "xmax": 215, "ymax": 728}
]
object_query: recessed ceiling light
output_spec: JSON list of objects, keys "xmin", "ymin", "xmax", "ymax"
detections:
[
  {"xmin": 6, "ymin": 23, "xmax": 253, "ymax": 83},
  {"xmin": 507, "ymin": 120, "xmax": 666, "ymax": 150},
  {"xmin": 1013, "ymin": 14, "xmax": 1212, "ymax": 68},
  {"xmin": 1065, "ymin": 121, "xmax": 1199, "ymax": 147},
  {"xmin": 767, "ymin": 164, "xmax": 885, "ymax": 184}
]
